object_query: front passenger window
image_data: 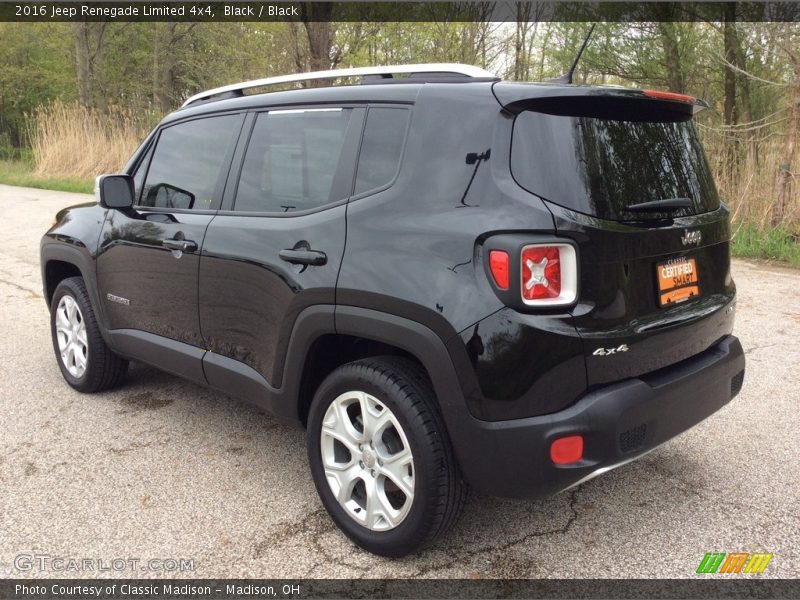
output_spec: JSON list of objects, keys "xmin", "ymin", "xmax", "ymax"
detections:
[{"xmin": 140, "ymin": 115, "xmax": 241, "ymax": 211}]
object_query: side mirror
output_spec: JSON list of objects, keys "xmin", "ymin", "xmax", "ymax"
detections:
[
  {"xmin": 146, "ymin": 183, "xmax": 195, "ymax": 210},
  {"xmin": 96, "ymin": 174, "xmax": 135, "ymax": 209}
]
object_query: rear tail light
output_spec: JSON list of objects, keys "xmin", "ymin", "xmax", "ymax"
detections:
[
  {"xmin": 484, "ymin": 238, "xmax": 578, "ymax": 309},
  {"xmin": 520, "ymin": 243, "xmax": 577, "ymax": 306}
]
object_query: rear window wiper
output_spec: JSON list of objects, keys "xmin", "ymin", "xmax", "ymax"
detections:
[{"xmin": 626, "ymin": 197, "xmax": 692, "ymax": 212}]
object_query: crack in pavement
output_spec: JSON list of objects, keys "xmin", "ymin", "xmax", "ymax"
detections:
[
  {"xmin": 744, "ymin": 343, "xmax": 779, "ymax": 355},
  {"xmin": 252, "ymin": 507, "xmax": 341, "ymax": 561},
  {"xmin": 0, "ymin": 277, "xmax": 41, "ymax": 296},
  {"xmin": 409, "ymin": 488, "xmax": 582, "ymax": 577}
]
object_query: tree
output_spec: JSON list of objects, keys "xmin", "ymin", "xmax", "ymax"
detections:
[
  {"xmin": 73, "ymin": 22, "xmax": 107, "ymax": 109},
  {"xmin": 512, "ymin": 3, "xmax": 542, "ymax": 80},
  {"xmin": 151, "ymin": 23, "xmax": 198, "ymax": 111},
  {"xmin": 773, "ymin": 23, "xmax": 800, "ymax": 227},
  {"xmin": 300, "ymin": 2, "xmax": 335, "ymax": 81}
]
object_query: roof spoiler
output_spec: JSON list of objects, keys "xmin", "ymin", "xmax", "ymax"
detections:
[{"xmin": 492, "ymin": 82, "xmax": 709, "ymax": 118}]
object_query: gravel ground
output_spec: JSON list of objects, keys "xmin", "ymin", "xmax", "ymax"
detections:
[{"xmin": 0, "ymin": 184, "xmax": 798, "ymax": 579}]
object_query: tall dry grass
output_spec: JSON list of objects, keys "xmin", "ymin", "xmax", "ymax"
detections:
[
  {"xmin": 28, "ymin": 100, "xmax": 154, "ymax": 180},
  {"xmin": 700, "ymin": 125, "xmax": 799, "ymax": 230}
]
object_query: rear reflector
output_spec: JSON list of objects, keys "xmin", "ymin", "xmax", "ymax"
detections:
[
  {"xmin": 550, "ymin": 435, "xmax": 584, "ymax": 465},
  {"xmin": 489, "ymin": 250, "xmax": 510, "ymax": 290},
  {"xmin": 642, "ymin": 89, "xmax": 697, "ymax": 104}
]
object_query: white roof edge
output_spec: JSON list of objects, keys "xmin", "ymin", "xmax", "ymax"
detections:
[{"xmin": 182, "ymin": 63, "xmax": 498, "ymax": 107}]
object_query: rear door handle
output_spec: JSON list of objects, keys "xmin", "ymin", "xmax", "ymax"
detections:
[
  {"xmin": 279, "ymin": 248, "xmax": 327, "ymax": 266},
  {"xmin": 163, "ymin": 238, "xmax": 198, "ymax": 253}
]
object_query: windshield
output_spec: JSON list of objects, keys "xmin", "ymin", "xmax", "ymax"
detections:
[{"xmin": 511, "ymin": 111, "xmax": 720, "ymax": 221}]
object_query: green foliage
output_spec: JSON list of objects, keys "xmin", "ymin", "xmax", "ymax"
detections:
[
  {"xmin": 0, "ymin": 23, "xmax": 75, "ymax": 146},
  {"xmin": 731, "ymin": 223, "xmax": 800, "ymax": 267},
  {"xmin": 0, "ymin": 159, "xmax": 93, "ymax": 194},
  {"xmin": 0, "ymin": 132, "xmax": 18, "ymax": 160}
]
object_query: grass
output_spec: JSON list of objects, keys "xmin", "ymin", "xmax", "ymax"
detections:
[
  {"xmin": 29, "ymin": 100, "xmax": 152, "ymax": 180},
  {"xmin": 0, "ymin": 159, "xmax": 93, "ymax": 194},
  {"xmin": 731, "ymin": 223, "xmax": 800, "ymax": 267}
]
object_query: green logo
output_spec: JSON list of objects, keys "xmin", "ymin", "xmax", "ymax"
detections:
[{"xmin": 696, "ymin": 552, "xmax": 773, "ymax": 574}]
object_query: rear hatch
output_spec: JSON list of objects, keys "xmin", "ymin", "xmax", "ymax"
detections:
[{"xmin": 500, "ymin": 84, "xmax": 737, "ymax": 386}]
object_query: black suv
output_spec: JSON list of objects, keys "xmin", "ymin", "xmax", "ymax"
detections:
[{"xmin": 41, "ymin": 64, "xmax": 745, "ymax": 556}]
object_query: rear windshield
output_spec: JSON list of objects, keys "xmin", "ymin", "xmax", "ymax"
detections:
[{"xmin": 510, "ymin": 111, "xmax": 720, "ymax": 221}]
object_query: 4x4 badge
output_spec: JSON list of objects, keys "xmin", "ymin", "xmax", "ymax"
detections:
[
  {"xmin": 593, "ymin": 344, "xmax": 629, "ymax": 357},
  {"xmin": 682, "ymin": 229, "xmax": 702, "ymax": 246}
]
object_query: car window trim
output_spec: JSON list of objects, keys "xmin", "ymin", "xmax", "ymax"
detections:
[{"xmin": 130, "ymin": 142, "xmax": 154, "ymax": 204}]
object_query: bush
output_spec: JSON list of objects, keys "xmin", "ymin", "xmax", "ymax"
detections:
[{"xmin": 0, "ymin": 132, "xmax": 19, "ymax": 160}]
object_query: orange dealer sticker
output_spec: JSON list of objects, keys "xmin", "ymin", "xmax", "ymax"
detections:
[{"xmin": 657, "ymin": 257, "xmax": 700, "ymax": 306}]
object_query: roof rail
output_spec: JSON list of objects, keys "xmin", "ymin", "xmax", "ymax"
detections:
[{"xmin": 182, "ymin": 63, "xmax": 498, "ymax": 108}]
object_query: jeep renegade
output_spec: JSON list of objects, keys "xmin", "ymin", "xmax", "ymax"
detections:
[{"xmin": 40, "ymin": 64, "xmax": 745, "ymax": 556}]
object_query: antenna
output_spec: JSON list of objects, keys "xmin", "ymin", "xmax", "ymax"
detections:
[{"xmin": 550, "ymin": 23, "xmax": 597, "ymax": 84}]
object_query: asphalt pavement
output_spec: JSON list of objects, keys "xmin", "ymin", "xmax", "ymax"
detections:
[{"xmin": 1, "ymin": 184, "xmax": 798, "ymax": 579}]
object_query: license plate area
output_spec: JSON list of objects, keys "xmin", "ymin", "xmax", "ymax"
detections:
[{"xmin": 657, "ymin": 257, "xmax": 700, "ymax": 307}]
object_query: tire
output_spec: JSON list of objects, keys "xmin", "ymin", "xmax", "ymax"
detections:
[
  {"xmin": 307, "ymin": 356, "xmax": 467, "ymax": 557},
  {"xmin": 50, "ymin": 276, "xmax": 128, "ymax": 393}
]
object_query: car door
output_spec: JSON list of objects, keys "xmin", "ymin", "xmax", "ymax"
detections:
[
  {"xmin": 96, "ymin": 113, "xmax": 244, "ymax": 379},
  {"xmin": 198, "ymin": 106, "xmax": 364, "ymax": 394}
]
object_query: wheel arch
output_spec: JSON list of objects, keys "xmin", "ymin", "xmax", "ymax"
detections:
[
  {"xmin": 43, "ymin": 259, "xmax": 83, "ymax": 305},
  {"xmin": 40, "ymin": 243, "xmax": 110, "ymax": 343},
  {"xmin": 280, "ymin": 305, "xmax": 468, "ymax": 431},
  {"xmin": 296, "ymin": 333, "xmax": 420, "ymax": 426}
]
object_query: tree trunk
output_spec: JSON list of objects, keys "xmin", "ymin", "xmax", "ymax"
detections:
[
  {"xmin": 74, "ymin": 23, "xmax": 91, "ymax": 107},
  {"xmin": 152, "ymin": 23, "xmax": 196, "ymax": 111},
  {"xmin": 722, "ymin": 5, "xmax": 738, "ymax": 127},
  {"xmin": 658, "ymin": 22, "xmax": 685, "ymax": 93},
  {"xmin": 73, "ymin": 23, "xmax": 106, "ymax": 109},
  {"xmin": 289, "ymin": 22, "xmax": 307, "ymax": 73},
  {"xmin": 152, "ymin": 25, "xmax": 161, "ymax": 109},
  {"xmin": 773, "ymin": 66, "xmax": 800, "ymax": 227},
  {"xmin": 722, "ymin": 6, "xmax": 741, "ymax": 179},
  {"xmin": 732, "ymin": 23, "xmax": 756, "ymax": 164},
  {"xmin": 159, "ymin": 23, "xmax": 179, "ymax": 112},
  {"xmin": 301, "ymin": 3, "xmax": 334, "ymax": 85},
  {"xmin": 537, "ymin": 26, "xmax": 551, "ymax": 80}
]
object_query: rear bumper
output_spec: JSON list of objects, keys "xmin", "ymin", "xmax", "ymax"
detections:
[{"xmin": 449, "ymin": 335, "xmax": 745, "ymax": 498}]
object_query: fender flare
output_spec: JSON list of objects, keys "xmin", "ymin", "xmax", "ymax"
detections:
[
  {"xmin": 276, "ymin": 304, "xmax": 481, "ymax": 482},
  {"xmin": 40, "ymin": 241, "xmax": 112, "ymax": 345},
  {"xmin": 333, "ymin": 305, "xmax": 467, "ymax": 415}
]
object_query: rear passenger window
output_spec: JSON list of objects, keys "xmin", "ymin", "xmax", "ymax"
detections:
[
  {"xmin": 140, "ymin": 115, "xmax": 241, "ymax": 211},
  {"xmin": 354, "ymin": 107, "xmax": 409, "ymax": 195},
  {"xmin": 235, "ymin": 108, "xmax": 356, "ymax": 213}
]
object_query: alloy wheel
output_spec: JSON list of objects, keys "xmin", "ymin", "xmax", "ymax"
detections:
[
  {"xmin": 55, "ymin": 294, "xmax": 88, "ymax": 378},
  {"xmin": 320, "ymin": 390, "xmax": 415, "ymax": 531}
]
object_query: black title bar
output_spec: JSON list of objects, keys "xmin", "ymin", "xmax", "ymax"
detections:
[
  {"xmin": 3, "ymin": 579, "xmax": 800, "ymax": 600},
  {"xmin": 1, "ymin": 2, "xmax": 799, "ymax": 23}
]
